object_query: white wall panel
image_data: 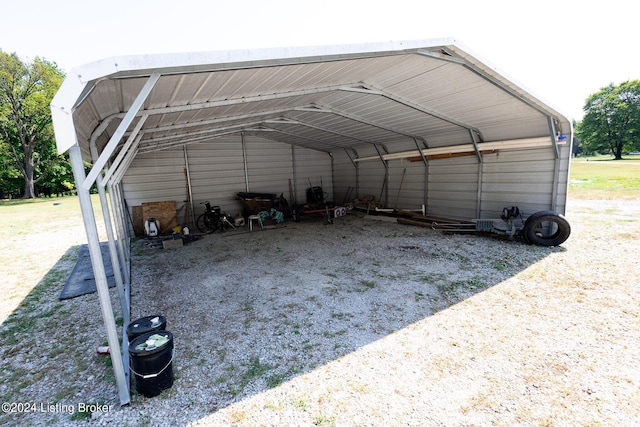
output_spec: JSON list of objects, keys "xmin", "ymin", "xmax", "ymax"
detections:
[
  {"xmin": 121, "ymin": 134, "xmax": 336, "ymax": 226},
  {"xmin": 331, "ymin": 150, "xmax": 357, "ymax": 205},
  {"xmin": 480, "ymin": 148, "xmax": 557, "ymax": 218},
  {"xmin": 122, "ymin": 148, "xmax": 188, "ymax": 207},
  {"xmin": 187, "ymin": 136, "xmax": 246, "ymax": 217},
  {"xmin": 123, "ymin": 137, "xmax": 571, "ymax": 232},
  {"xmin": 292, "ymin": 147, "xmax": 333, "ymax": 204},
  {"xmin": 427, "ymin": 156, "xmax": 480, "ymax": 218},
  {"xmin": 357, "ymin": 160, "xmax": 387, "ymax": 203},
  {"xmin": 245, "ymin": 137, "xmax": 293, "ymax": 201},
  {"xmin": 385, "ymin": 159, "xmax": 426, "ymax": 210}
]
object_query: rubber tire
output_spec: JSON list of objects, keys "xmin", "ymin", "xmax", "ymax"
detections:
[
  {"xmin": 196, "ymin": 214, "xmax": 218, "ymax": 234},
  {"xmin": 523, "ymin": 211, "xmax": 571, "ymax": 246}
]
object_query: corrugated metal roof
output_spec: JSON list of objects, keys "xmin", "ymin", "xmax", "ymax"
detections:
[{"xmin": 51, "ymin": 38, "xmax": 571, "ymax": 177}]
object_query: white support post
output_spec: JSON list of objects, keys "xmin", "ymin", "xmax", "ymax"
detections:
[
  {"xmin": 68, "ymin": 144, "xmax": 130, "ymax": 406},
  {"xmin": 110, "ymin": 143, "xmax": 139, "ymax": 186},
  {"xmin": 110, "ymin": 182, "xmax": 131, "ymax": 288},
  {"xmin": 547, "ymin": 116, "xmax": 560, "ymax": 212},
  {"xmin": 469, "ymin": 130, "xmax": 484, "ymax": 218},
  {"xmin": 83, "ymin": 72, "xmax": 160, "ymax": 190},
  {"xmin": 96, "ymin": 176, "xmax": 129, "ymax": 324},
  {"xmin": 101, "ymin": 114, "xmax": 148, "ymax": 185},
  {"xmin": 109, "ymin": 181, "xmax": 131, "ymax": 383},
  {"xmin": 90, "ymin": 135, "xmax": 129, "ymax": 338}
]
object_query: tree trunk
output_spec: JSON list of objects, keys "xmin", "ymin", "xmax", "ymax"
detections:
[
  {"xmin": 22, "ymin": 146, "xmax": 37, "ymax": 198},
  {"xmin": 614, "ymin": 144, "xmax": 623, "ymax": 160}
]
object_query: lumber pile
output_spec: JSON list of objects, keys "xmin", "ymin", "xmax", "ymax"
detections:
[
  {"xmin": 379, "ymin": 209, "xmax": 477, "ymax": 232},
  {"xmin": 352, "ymin": 195, "xmax": 384, "ymax": 211}
]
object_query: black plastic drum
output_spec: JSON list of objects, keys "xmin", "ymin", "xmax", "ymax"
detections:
[
  {"xmin": 128, "ymin": 330, "xmax": 174, "ymax": 397},
  {"xmin": 126, "ymin": 315, "xmax": 166, "ymax": 342}
]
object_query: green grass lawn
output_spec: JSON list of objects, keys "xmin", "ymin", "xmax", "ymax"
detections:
[{"xmin": 569, "ymin": 154, "xmax": 640, "ymax": 200}]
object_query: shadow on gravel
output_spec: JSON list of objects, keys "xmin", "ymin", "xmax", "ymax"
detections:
[
  {"xmin": 124, "ymin": 213, "xmax": 563, "ymax": 425},
  {"xmin": 0, "ymin": 214, "xmax": 564, "ymax": 426},
  {"xmin": 0, "ymin": 244, "xmax": 133, "ymax": 426}
]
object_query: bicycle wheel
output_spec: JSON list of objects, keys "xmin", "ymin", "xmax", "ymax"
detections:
[{"xmin": 196, "ymin": 213, "xmax": 218, "ymax": 234}]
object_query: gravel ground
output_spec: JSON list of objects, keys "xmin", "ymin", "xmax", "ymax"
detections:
[{"xmin": 1, "ymin": 199, "xmax": 639, "ymax": 426}]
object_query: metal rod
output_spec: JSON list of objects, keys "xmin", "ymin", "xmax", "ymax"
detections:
[
  {"xmin": 69, "ymin": 144, "xmax": 130, "ymax": 406},
  {"xmin": 469, "ymin": 130, "xmax": 484, "ymax": 218},
  {"xmin": 291, "ymin": 144, "xmax": 298, "ymax": 205},
  {"xmin": 412, "ymin": 137, "xmax": 429, "ymax": 212},
  {"xmin": 83, "ymin": 72, "xmax": 160, "ymax": 190},
  {"xmin": 242, "ymin": 132, "xmax": 250, "ymax": 192},
  {"xmin": 101, "ymin": 114, "xmax": 148, "ymax": 185},
  {"xmin": 353, "ymin": 136, "xmax": 560, "ymax": 163},
  {"xmin": 548, "ymin": 116, "xmax": 560, "ymax": 212},
  {"xmin": 107, "ymin": 181, "xmax": 131, "ymax": 384},
  {"xmin": 183, "ymin": 145, "xmax": 196, "ymax": 227}
]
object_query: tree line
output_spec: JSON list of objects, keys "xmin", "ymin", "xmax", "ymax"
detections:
[
  {"xmin": 1, "ymin": 52, "xmax": 639, "ymax": 199},
  {"xmin": 0, "ymin": 52, "xmax": 75, "ymax": 199}
]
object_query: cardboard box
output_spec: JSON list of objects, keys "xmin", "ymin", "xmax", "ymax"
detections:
[{"xmin": 162, "ymin": 238, "xmax": 183, "ymax": 249}]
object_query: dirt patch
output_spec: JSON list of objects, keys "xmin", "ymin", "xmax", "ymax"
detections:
[{"xmin": 1, "ymin": 200, "xmax": 639, "ymax": 426}]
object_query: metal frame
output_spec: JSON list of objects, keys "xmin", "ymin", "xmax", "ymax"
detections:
[
  {"xmin": 50, "ymin": 39, "xmax": 573, "ymax": 405},
  {"xmin": 61, "ymin": 72, "xmax": 162, "ymax": 406},
  {"xmin": 68, "ymin": 144, "xmax": 130, "ymax": 405}
]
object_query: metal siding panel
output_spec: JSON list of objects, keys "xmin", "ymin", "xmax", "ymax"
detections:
[
  {"xmin": 358, "ymin": 162, "xmax": 387, "ymax": 201},
  {"xmin": 426, "ymin": 156, "xmax": 479, "ymax": 218},
  {"xmin": 479, "ymin": 148, "xmax": 558, "ymax": 217},
  {"xmin": 122, "ymin": 147, "xmax": 188, "ymax": 209},
  {"xmin": 182, "ymin": 137, "xmax": 245, "ymax": 215},
  {"xmin": 123, "ymin": 135, "xmax": 336, "ymax": 220},
  {"xmin": 245, "ymin": 138, "xmax": 293, "ymax": 196},
  {"xmin": 386, "ymin": 160, "xmax": 426, "ymax": 210},
  {"xmin": 331, "ymin": 150, "xmax": 358, "ymax": 204},
  {"xmin": 293, "ymin": 147, "xmax": 333, "ymax": 203}
]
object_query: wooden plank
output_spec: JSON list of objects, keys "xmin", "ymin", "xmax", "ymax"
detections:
[
  {"xmin": 132, "ymin": 205, "xmax": 144, "ymax": 237},
  {"xmin": 408, "ymin": 150, "xmax": 497, "ymax": 162},
  {"xmin": 142, "ymin": 201, "xmax": 178, "ymax": 235}
]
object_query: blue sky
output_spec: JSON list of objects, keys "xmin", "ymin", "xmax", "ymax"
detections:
[{"xmin": 2, "ymin": 0, "xmax": 638, "ymax": 121}]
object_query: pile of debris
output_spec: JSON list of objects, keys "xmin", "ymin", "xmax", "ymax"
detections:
[{"xmin": 352, "ymin": 195, "xmax": 385, "ymax": 212}]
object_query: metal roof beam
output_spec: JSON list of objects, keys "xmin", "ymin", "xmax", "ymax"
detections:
[
  {"xmin": 260, "ymin": 127, "xmax": 355, "ymax": 154},
  {"xmin": 89, "ymin": 83, "xmax": 362, "ymax": 145},
  {"xmin": 351, "ymin": 83, "xmax": 483, "ymax": 140},
  {"xmin": 141, "ymin": 120, "xmax": 266, "ymax": 144},
  {"xmin": 138, "ymin": 129, "xmax": 248, "ymax": 153},
  {"xmin": 132, "ymin": 105, "xmax": 316, "ymax": 136},
  {"xmin": 416, "ymin": 48, "xmax": 467, "ymax": 65},
  {"xmin": 418, "ymin": 47, "xmax": 563, "ymax": 127},
  {"xmin": 294, "ymin": 104, "xmax": 427, "ymax": 143},
  {"xmin": 354, "ymin": 136, "xmax": 560, "ymax": 162},
  {"xmin": 264, "ymin": 118, "xmax": 390, "ymax": 154},
  {"xmin": 101, "ymin": 114, "xmax": 148, "ymax": 186},
  {"xmin": 83, "ymin": 72, "xmax": 160, "ymax": 190},
  {"xmin": 106, "ymin": 134, "xmax": 143, "ymax": 186}
]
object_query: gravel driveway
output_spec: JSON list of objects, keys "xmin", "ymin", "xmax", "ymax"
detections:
[{"xmin": 1, "ymin": 199, "xmax": 639, "ymax": 426}]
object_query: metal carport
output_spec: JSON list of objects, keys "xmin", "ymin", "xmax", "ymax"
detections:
[{"xmin": 50, "ymin": 38, "xmax": 572, "ymax": 405}]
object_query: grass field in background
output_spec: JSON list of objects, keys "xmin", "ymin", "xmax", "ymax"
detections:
[{"xmin": 569, "ymin": 154, "xmax": 640, "ymax": 200}]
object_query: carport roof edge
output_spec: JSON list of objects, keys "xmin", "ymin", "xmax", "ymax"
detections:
[{"xmin": 50, "ymin": 37, "xmax": 571, "ymax": 157}]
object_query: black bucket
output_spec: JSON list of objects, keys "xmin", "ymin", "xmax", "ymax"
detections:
[
  {"xmin": 126, "ymin": 315, "xmax": 166, "ymax": 343},
  {"xmin": 128, "ymin": 330, "xmax": 174, "ymax": 397}
]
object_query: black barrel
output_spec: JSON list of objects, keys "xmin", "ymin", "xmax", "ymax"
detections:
[
  {"xmin": 128, "ymin": 330, "xmax": 174, "ymax": 397},
  {"xmin": 126, "ymin": 315, "xmax": 166, "ymax": 342}
]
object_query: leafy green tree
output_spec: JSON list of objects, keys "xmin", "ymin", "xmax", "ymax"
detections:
[
  {"xmin": 575, "ymin": 80, "xmax": 640, "ymax": 160},
  {"xmin": 0, "ymin": 52, "xmax": 66, "ymax": 198}
]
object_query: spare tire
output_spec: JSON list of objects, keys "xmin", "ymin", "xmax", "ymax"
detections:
[{"xmin": 523, "ymin": 210, "xmax": 571, "ymax": 246}]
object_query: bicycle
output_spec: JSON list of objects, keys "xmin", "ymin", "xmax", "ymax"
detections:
[{"xmin": 196, "ymin": 201, "xmax": 235, "ymax": 234}]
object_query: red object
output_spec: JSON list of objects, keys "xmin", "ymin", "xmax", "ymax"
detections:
[{"xmin": 96, "ymin": 346, "xmax": 110, "ymax": 354}]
